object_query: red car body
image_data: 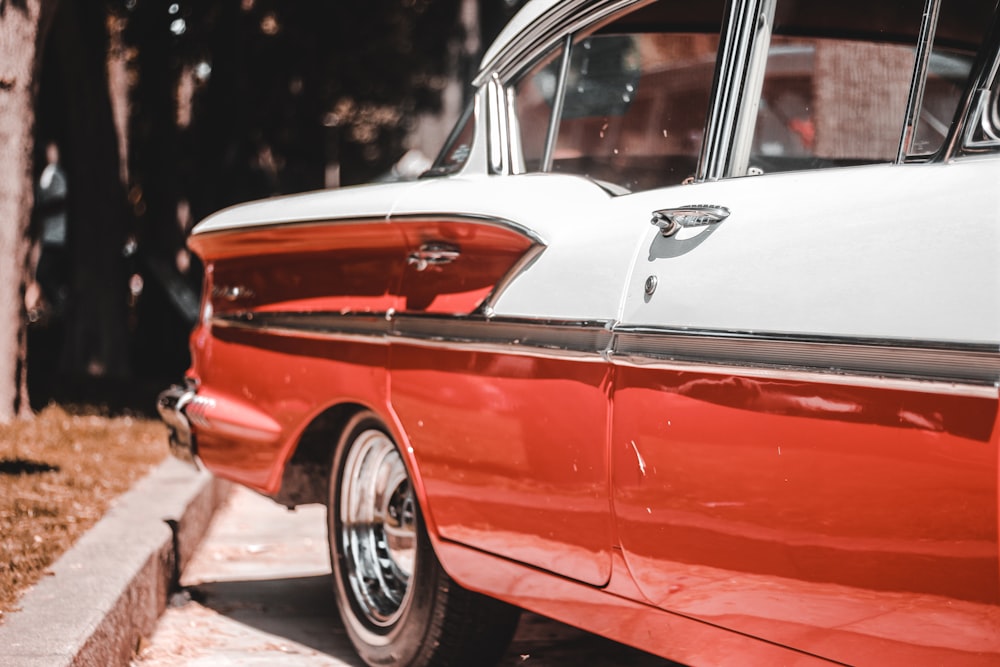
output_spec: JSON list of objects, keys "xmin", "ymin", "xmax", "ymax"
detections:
[{"xmin": 160, "ymin": 0, "xmax": 1000, "ymax": 664}]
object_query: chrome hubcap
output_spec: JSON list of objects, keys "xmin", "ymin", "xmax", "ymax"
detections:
[{"xmin": 340, "ymin": 429, "xmax": 417, "ymax": 627}]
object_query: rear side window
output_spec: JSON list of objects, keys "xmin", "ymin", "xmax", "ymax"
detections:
[
  {"xmin": 551, "ymin": 32, "xmax": 720, "ymax": 191},
  {"xmin": 511, "ymin": 45, "xmax": 564, "ymax": 173},
  {"xmin": 426, "ymin": 101, "xmax": 476, "ymax": 177},
  {"xmin": 507, "ymin": 0, "xmax": 725, "ymax": 193}
]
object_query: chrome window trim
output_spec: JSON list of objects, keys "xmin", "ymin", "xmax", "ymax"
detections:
[
  {"xmin": 504, "ymin": 76, "xmax": 527, "ymax": 174},
  {"xmin": 212, "ymin": 310, "xmax": 999, "ymax": 391},
  {"xmin": 487, "ymin": 74, "xmax": 509, "ymax": 174},
  {"xmin": 480, "ymin": 0, "xmax": 1000, "ymax": 175},
  {"xmin": 948, "ymin": 11, "xmax": 1000, "ymax": 157},
  {"xmin": 475, "ymin": 0, "xmax": 642, "ymax": 88},
  {"xmin": 425, "ymin": 98, "xmax": 477, "ymax": 177},
  {"xmin": 896, "ymin": 0, "xmax": 942, "ymax": 162},
  {"xmin": 960, "ymin": 65, "xmax": 1000, "ymax": 152},
  {"xmin": 485, "ymin": 0, "xmax": 740, "ymax": 182},
  {"xmin": 541, "ymin": 35, "xmax": 574, "ymax": 172},
  {"xmin": 717, "ymin": 0, "xmax": 776, "ymax": 179}
]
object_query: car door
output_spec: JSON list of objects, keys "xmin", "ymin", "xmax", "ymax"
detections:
[
  {"xmin": 610, "ymin": 1, "xmax": 1000, "ymax": 663},
  {"xmin": 385, "ymin": 0, "xmax": 730, "ymax": 590},
  {"xmin": 386, "ymin": 173, "xmax": 622, "ymax": 587}
]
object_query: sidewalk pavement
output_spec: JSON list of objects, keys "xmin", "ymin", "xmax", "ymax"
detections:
[{"xmin": 0, "ymin": 457, "xmax": 231, "ymax": 667}]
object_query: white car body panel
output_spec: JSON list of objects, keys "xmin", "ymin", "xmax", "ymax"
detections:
[
  {"xmin": 392, "ymin": 172, "xmax": 641, "ymax": 321},
  {"xmin": 620, "ymin": 161, "xmax": 1000, "ymax": 344},
  {"xmin": 192, "ymin": 180, "xmax": 423, "ymax": 234}
]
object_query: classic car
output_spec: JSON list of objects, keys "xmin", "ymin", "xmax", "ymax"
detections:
[{"xmin": 158, "ymin": 0, "xmax": 1000, "ymax": 664}]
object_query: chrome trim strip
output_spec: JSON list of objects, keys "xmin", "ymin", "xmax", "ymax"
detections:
[
  {"xmin": 392, "ymin": 213, "xmax": 547, "ymax": 247},
  {"xmin": 962, "ymin": 88, "xmax": 1000, "ymax": 149},
  {"xmin": 700, "ymin": 0, "xmax": 772, "ymax": 180},
  {"xmin": 491, "ymin": 74, "xmax": 514, "ymax": 175},
  {"xmin": 613, "ymin": 327, "xmax": 1000, "ymax": 386},
  {"xmin": 392, "ymin": 313, "xmax": 614, "ymax": 357},
  {"xmin": 474, "ymin": 0, "xmax": 641, "ymax": 87},
  {"xmin": 611, "ymin": 356, "xmax": 999, "ymax": 398},
  {"xmin": 479, "ymin": 242, "xmax": 547, "ymax": 316},
  {"xmin": 212, "ymin": 311, "xmax": 999, "ymax": 389},
  {"xmin": 191, "ymin": 212, "xmax": 546, "ymax": 245},
  {"xmin": 541, "ymin": 34, "xmax": 574, "ymax": 173},
  {"xmin": 950, "ymin": 12, "xmax": 1000, "ymax": 157},
  {"xmin": 725, "ymin": 0, "xmax": 776, "ymax": 178},
  {"xmin": 214, "ymin": 311, "xmax": 613, "ymax": 361},
  {"xmin": 191, "ymin": 213, "xmax": 390, "ymax": 238},
  {"xmin": 897, "ymin": 0, "xmax": 942, "ymax": 162},
  {"xmin": 504, "ymin": 77, "xmax": 526, "ymax": 174},
  {"xmin": 215, "ymin": 312, "xmax": 393, "ymax": 344}
]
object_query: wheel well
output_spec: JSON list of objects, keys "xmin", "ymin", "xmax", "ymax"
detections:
[{"xmin": 272, "ymin": 402, "xmax": 366, "ymax": 508}]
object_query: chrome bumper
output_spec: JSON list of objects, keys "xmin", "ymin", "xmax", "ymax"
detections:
[{"xmin": 156, "ymin": 384, "xmax": 199, "ymax": 469}]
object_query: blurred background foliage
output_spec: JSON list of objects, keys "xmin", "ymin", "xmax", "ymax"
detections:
[{"xmin": 28, "ymin": 0, "xmax": 526, "ymax": 413}]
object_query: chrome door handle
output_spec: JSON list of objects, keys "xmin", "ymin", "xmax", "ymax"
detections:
[
  {"xmin": 651, "ymin": 205, "xmax": 730, "ymax": 237},
  {"xmin": 407, "ymin": 242, "xmax": 461, "ymax": 271}
]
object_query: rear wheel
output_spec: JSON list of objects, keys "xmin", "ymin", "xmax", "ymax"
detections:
[{"xmin": 328, "ymin": 411, "xmax": 520, "ymax": 667}]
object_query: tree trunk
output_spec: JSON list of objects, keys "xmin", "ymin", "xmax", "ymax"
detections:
[
  {"xmin": 45, "ymin": 0, "xmax": 130, "ymax": 385},
  {"xmin": 0, "ymin": 0, "xmax": 56, "ymax": 421}
]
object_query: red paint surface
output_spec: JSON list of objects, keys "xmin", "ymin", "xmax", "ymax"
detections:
[
  {"xmin": 189, "ymin": 218, "xmax": 535, "ymax": 318},
  {"xmin": 434, "ymin": 540, "xmax": 838, "ymax": 666},
  {"xmin": 183, "ymin": 217, "xmax": 1000, "ymax": 664},
  {"xmin": 187, "ymin": 217, "xmax": 537, "ymax": 493},
  {"xmin": 390, "ymin": 344, "xmax": 614, "ymax": 586},
  {"xmin": 612, "ymin": 367, "xmax": 1000, "ymax": 664},
  {"xmin": 397, "ymin": 219, "xmax": 535, "ymax": 313},
  {"xmin": 195, "ymin": 329, "xmax": 390, "ymax": 493}
]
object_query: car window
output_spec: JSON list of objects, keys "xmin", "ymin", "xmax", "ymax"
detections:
[
  {"xmin": 749, "ymin": 35, "xmax": 917, "ymax": 172},
  {"xmin": 511, "ymin": 45, "xmax": 564, "ymax": 173},
  {"xmin": 509, "ymin": 0, "xmax": 725, "ymax": 193},
  {"xmin": 551, "ymin": 31, "xmax": 720, "ymax": 191},
  {"xmin": 426, "ymin": 100, "xmax": 476, "ymax": 177},
  {"xmin": 913, "ymin": 0, "xmax": 995, "ymax": 154},
  {"xmin": 747, "ymin": 0, "xmax": 992, "ymax": 174},
  {"xmin": 912, "ymin": 49, "xmax": 976, "ymax": 154}
]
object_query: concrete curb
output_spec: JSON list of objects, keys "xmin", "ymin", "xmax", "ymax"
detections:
[{"xmin": 0, "ymin": 457, "xmax": 231, "ymax": 667}]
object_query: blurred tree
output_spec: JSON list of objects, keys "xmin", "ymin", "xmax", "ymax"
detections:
[
  {"xmin": 0, "ymin": 0, "xmax": 57, "ymax": 421},
  {"xmin": 122, "ymin": 0, "xmax": 465, "ymax": 386},
  {"xmin": 21, "ymin": 0, "xmax": 485, "ymax": 412},
  {"xmin": 39, "ymin": 0, "xmax": 131, "ymax": 385}
]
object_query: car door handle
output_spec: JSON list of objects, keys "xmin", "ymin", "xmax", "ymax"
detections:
[
  {"xmin": 651, "ymin": 205, "xmax": 730, "ymax": 237},
  {"xmin": 407, "ymin": 242, "xmax": 461, "ymax": 271}
]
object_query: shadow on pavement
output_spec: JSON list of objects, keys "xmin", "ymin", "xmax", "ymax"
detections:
[{"xmin": 188, "ymin": 573, "xmax": 674, "ymax": 666}]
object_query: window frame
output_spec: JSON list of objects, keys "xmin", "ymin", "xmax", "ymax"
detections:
[
  {"xmin": 956, "ymin": 12, "xmax": 1000, "ymax": 155},
  {"xmin": 501, "ymin": 0, "xmax": 731, "ymax": 188},
  {"xmin": 484, "ymin": 0, "xmax": 999, "ymax": 187},
  {"xmin": 425, "ymin": 99, "xmax": 477, "ymax": 178}
]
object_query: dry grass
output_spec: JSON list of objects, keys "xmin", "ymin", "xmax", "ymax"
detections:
[{"xmin": 0, "ymin": 404, "xmax": 168, "ymax": 619}]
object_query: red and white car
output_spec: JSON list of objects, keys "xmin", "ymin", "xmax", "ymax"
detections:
[{"xmin": 159, "ymin": 0, "xmax": 1000, "ymax": 664}]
